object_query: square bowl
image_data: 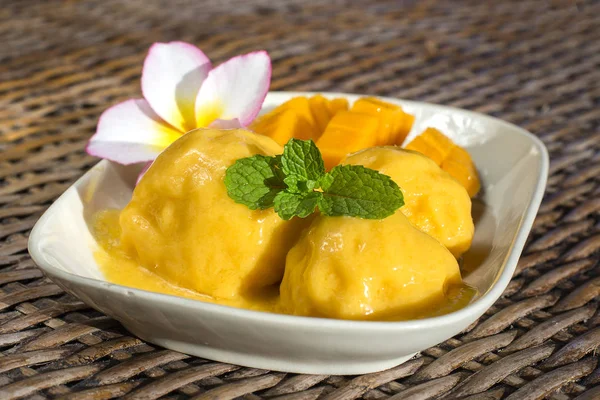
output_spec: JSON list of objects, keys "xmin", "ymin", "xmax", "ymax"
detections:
[{"xmin": 28, "ymin": 92, "xmax": 548, "ymax": 375}]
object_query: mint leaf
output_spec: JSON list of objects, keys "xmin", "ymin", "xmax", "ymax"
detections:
[
  {"xmin": 281, "ymin": 139, "xmax": 325, "ymax": 182},
  {"xmin": 317, "ymin": 173, "xmax": 334, "ymax": 191},
  {"xmin": 224, "ymin": 155, "xmax": 286, "ymax": 209},
  {"xmin": 318, "ymin": 165, "xmax": 404, "ymax": 219},
  {"xmin": 225, "ymin": 138, "xmax": 404, "ymax": 220},
  {"xmin": 274, "ymin": 191, "xmax": 322, "ymax": 220},
  {"xmin": 269, "ymin": 155, "xmax": 285, "ymax": 182},
  {"xmin": 284, "ymin": 175, "xmax": 317, "ymax": 193}
]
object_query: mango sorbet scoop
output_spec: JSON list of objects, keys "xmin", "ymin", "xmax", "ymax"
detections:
[
  {"xmin": 119, "ymin": 129, "xmax": 307, "ymax": 300},
  {"xmin": 280, "ymin": 211, "xmax": 464, "ymax": 320},
  {"xmin": 344, "ymin": 147, "xmax": 474, "ymax": 258}
]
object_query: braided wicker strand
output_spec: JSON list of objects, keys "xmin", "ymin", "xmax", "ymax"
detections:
[{"xmin": 1, "ymin": 0, "xmax": 599, "ymax": 398}]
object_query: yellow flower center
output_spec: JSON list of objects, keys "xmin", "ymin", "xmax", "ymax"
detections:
[{"xmin": 196, "ymin": 101, "xmax": 224, "ymax": 128}]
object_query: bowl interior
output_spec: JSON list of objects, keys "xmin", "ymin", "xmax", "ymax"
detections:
[{"xmin": 29, "ymin": 91, "xmax": 548, "ymax": 315}]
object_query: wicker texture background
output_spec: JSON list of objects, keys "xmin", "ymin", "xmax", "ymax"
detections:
[{"xmin": 1, "ymin": 0, "xmax": 599, "ymax": 398}]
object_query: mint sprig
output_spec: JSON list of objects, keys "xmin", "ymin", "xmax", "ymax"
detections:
[
  {"xmin": 274, "ymin": 191, "xmax": 321, "ymax": 220},
  {"xmin": 281, "ymin": 138, "xmax": 325, "ymax": 183},
  {"xmin": 224, "ymin": 154, "xmax": 285, "ymax": 210},
  {"xmin": 225, "ymin": 139, "xmax": 404, "ymax": 220},
  {"xmin": 319, "ymin": 165, "xmax": 405, "ymax": 219}
]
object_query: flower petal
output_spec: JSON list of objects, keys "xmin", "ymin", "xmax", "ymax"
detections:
[
  {"xmin": 87, "ymin": 99, "xmax": 181, "ymax": 165},
  {"xmin": 195, "ymin": 51, "xmax": 271, "ymax": 127},
  {"xmin": 142, "ymin": 41, "xmax": 211, "ymax": 132},
  {"xmin": 209, "ymin": 118, "xmax": 242, "ymax": 129}
]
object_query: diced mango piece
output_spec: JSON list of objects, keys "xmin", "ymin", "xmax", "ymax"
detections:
[
  {"xmin": 250, "ymin": 109, "xmax": 275, "ymax": 132},
  {"xmin": 447, "ymin": 145, "xmax": 472, "ymax": 165},
  {"xmin": 442, "ymin": 147, "xmax": 480, "ymax": 197},
  {"xmin": 253, "ymin": 109, "xmax": 314, "ymax": 146},
  {"xmin": 309, "ymin": 95, "xmax": 333, "ymax": 133},
  {"xmin": 393, "ymin": 113, "xmax": 415, "ymax": 146},
  {"xmin": 350, "ymin": 97, "xmax": 414, "ymax": 146},
  {"xmin": 251, "ymin": 103, "xmax": 318, "ymax": 145},
  {"xmin": 405, "ymin": 136, "xmax": 445, "ymax": 165},
  {"xmin": 251, "ymin": 107, "xmax": 283, "ymax": 133},
  {"xmin": 351, "ymin": 98, "xmax": 396, "ymax": 145},
  {"xmin": 252, "ymin": 95, "xmax": 416, "ymax": 163},
  {"xmin": 419, "ymin": 127, "xmax": 456, "ymax": 161},
  {"xmin": 405, "ymin": 127, "xmax": 481, "ymax": 197},
  {"xmin": 317, "ymin": 111, "xmax": 379, "ymax": 170},
  {"xmin": 328, "ymin": 98, "xmax": 349, "ymax": 115},
  {"xmin": 358, "ymin": 97, "xmax": 398, "ymax": 111},
  {"xmin": 279, "ymin": 97, "xmax": 320, "ymax": 139},
  {"xmin": 359, "ymin": 98, "xmax": 414, "ymax": 145},
  {"xmin": 252, "ymin": 95, "xmax": 352, "ymax": 144}
]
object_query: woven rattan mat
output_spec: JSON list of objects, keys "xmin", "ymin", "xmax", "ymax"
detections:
[{"xmin": 1, "ymin": 0, "xmax": 599, "ymax": 398}]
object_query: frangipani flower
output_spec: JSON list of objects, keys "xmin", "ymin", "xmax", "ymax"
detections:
[{"xmin": 86, "ymin": 41, "xmax": 271, "ymax": 165}]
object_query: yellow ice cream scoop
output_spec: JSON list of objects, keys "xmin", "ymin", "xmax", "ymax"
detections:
[
  {"xmin": 119, "ymin": 128, "xmax": 306, "ymax": 301},
  {"xmin": 343, "ymin": 147, "xmax": 474, "ymax": 258},
  {"xmin": 280, "ymin": 211, "xmax": 463, "ymax": 320}
]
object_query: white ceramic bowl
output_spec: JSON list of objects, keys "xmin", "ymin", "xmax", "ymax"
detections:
[{"xmin": 28, "ymin": 92, "xmax": 548, "ymax": 375}]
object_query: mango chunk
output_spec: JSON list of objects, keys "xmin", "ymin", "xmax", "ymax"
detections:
[
  {"xmin": 253, "ymin": 109, "xmax": 313, "ymax": 146},
  {"xmin": 350, "ymin": 98, "xmax": 396, "ymax": 145},
  {"xmin": 350, "ymin": 97, "xmax": 415, "ymax": 146},
  {"xmin": 442, "ymin": 147, "xmax": 481, "ymax": 198},
  {"xmin": 394, "ymin": 113, "xmax": 415, "ymax": 146},
  {"xmin": 420, "ymin": 127, "xmax": 455, "ymax": 161},
  {"xmin": 250, "ymin": 97, "xmax": 320, "ymax": 144},
  {"xmin": 405, "ymin": 127, "xmax": 481, "ymax": 197},
  {"xmin": 309, "ymin": 95, "xmax": 333, "ymax": 133},
  {"xmin": 251, "ymin": 95, "xmax": 350, "ymax": 144},
  {"xmin": 405, "ymin": 136, "xmax": 445, "ymax": 165},
  {"xmin": 447, "ymin": 145, "xmax": 474, "ymax": 165},
  {"xmin": 328, "ymin": 98, "xmax": 349, "ymax": 115},
  {"xmin": 316, "ymin": 111, "xmax": 379, "ymax": 170},
  {"xmin": 279, "ymin": 97, "xmax": 319, "ymax": 134},
  {"xmin": 405, "ymin": 127, "xmax": 451, "ymax": 165}
]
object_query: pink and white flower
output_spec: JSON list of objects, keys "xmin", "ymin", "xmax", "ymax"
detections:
[{"xmin": 86, "ymin": 41, "xmax": 271, "ymax": 165}]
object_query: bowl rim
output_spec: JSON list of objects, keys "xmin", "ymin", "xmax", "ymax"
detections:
[{"xmin": 28, "ymin": 91, "xmax": 549, "ymax": 332}]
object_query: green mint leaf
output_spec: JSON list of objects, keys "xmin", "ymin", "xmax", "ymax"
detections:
[
  {"xmin": 224, "ymin": 155, "xmax": 286, "ymax": 210},
  {"xmin": 225, "ymin": 139, "xmax": 404, "ymax": 220},
  {"xmin": 281, "ymin": 139, "xmax": 325, "ymax": 182},
  {"xmin": 269, "ymin": 155, "xmax": 285, "ymax": 182},
  {"xmin": 318, "ymin": 165, "xmax": 404, "ymax": 219},
  {"xmin": 274, "ymin": 191, "xmax": 322, "ymax": 220},
  {"xmin": 284, "ymin": 175, "xmax": 317, "ymax": 193},
  {"xmin": 318, "ymin": 173, "xmax": 334, "ymax": 191}
]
